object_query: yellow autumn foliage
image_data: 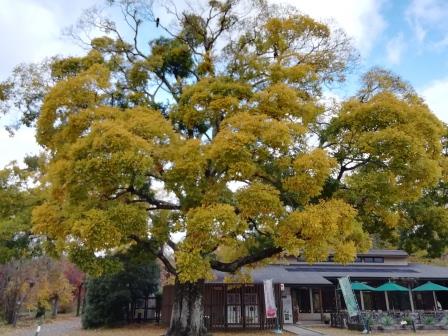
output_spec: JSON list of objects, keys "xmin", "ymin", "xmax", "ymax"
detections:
[{"xmin": 26, "ymin": 3, "xmax": 445, "ymax": 284}]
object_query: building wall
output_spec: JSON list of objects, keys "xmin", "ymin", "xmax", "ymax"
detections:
[{"xmin": 161, "ymin": 283, "xmax": 284, "ymax": 329}]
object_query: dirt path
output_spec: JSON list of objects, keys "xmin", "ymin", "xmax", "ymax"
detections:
[{"xmin": 1, "ymin": 316, "xmax": 81, "ymax": 336}]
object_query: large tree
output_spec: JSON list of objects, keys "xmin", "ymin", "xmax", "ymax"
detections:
[{"xmin": 1, "ymin": 1, "xmax": 445, "ymax": 335}]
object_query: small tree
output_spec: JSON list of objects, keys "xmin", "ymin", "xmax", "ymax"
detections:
[
  {"xmin": 0, "ymin": 159, "xmax": 42, "ymax": 263},
  {"xmin": 82, "ymin": 256, "xmax": 159, "ymax": 328},
  {"xmin": 62, "ymin": 259, "xmax": 85, "ymax": 316},
  {"xmin": 0, "ymin": 257, "xmax": 74, "ymax": 325},
  {"xmin": 0, "ymin": 259, "xmax": 37, "ymax": 325}
]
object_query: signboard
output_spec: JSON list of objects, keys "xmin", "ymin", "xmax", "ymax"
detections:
[
  {"xmin": 263, "ymin": 279, "xmax": 277, "ymax": 318},
  {"xmin": 338, "ymin": 276, "xmax": 359, "ymax": 317},
  {"xmin": 281, "ymin": 287, "xmax": 293, "ymax": 324}
]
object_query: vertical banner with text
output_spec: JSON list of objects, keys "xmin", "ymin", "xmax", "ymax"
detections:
[
  {"xmin": 338, "ymin": 276, "xmax": 359, "ymax": 317},
  {"xmin": 263, "ymin": 279, "xmax": 277, "ymax": 318}
]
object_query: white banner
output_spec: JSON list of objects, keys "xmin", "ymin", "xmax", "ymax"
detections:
[{"xmin": 263, "ymin": 279, "xmax": 277, "ymax": 318}]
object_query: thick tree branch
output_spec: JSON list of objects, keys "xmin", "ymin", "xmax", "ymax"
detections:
[
  {"xmin": 167, "ymin": 239, "xmax": 178, "ymax": 252},
  {"xmin": 129, "ymin": 234, "xmax": 177, "ymax": 275},
  {"xmin": 127, "ymin": 186, "xmax": 181, "ymax": 210},
  {"xmin": 210, "ymin": 246, "xmax": 283, "ymax": 273}
]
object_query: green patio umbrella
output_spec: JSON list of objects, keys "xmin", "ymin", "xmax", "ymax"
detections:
[
  {"xmin": 412, "ymin": 281, "xmax": 448, "ymax": 311},
  {"xmin": 351, "ymin": 282, "xmax": 375, "ymax": 311},
  {"xmin": 412, "ymin": 281, "xmax": 448, "ymax": 292},
  {"xmin": 351, "ymin": 282, "xmax": 375, "ymax": 291},
  {"xmin": 375, "ymin": 281, "xmax": 409, "ymax": 311},
  {"xmin": 375, "ymin": 281, "xmax": 409, "ymax": 292}
]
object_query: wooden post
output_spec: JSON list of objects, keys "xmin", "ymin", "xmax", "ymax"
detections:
[
  {"xmin": 224, "ymin": 285, "xmax": 228, "ymax": 329},
  {"xmin": 335, "ymin": 287, "xmax": 340, "ymax": 312},
  {"xmin": 241, "ymin": 286, "xmax": 246, "ymax": 328},
  {"xmin": 309, "ymin": 288, "xmax": 314, "ymax": 314},
  {"xmin": 319, "ymin": 288, "xmax": 324, "ymax": 321}
]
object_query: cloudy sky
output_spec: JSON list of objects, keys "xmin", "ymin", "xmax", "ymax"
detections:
[{"xmin": 1, "ymin": 0, "xmax": 448, "ymax": 166}]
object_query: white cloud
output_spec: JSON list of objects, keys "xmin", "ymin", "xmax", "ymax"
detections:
[
  {"xmin": 0, "ymin": 0, "xmax": 387, "ymax": 167},
  {"xmin": 0, "ymin": 126, "xmax": 40, "ymax": 167},
  {"xmin": 406, "ymin": 0, "xmax": 448, "ymax": 44},
  {"xmin": 0, "ymin": 0, "xmax": 99, "ymax": 166},
  {"xmin": 421, "ymin": 78, "xmax": 448, "ymax": 123},
  {"xmin": 270, "ymin": 0, "xmax": 386, "ymax": 57},
  {"xmin": 0, "ymin": 0, "xmax": 98, "ymax": 79},
  {"xmin": 386, "ymin": 33, "xmax": 406, "ymax": 65}
]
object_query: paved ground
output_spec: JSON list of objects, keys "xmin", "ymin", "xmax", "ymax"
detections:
[
  {"xmin": 284, "ymin": 324, "xmax": 326, "ymax": 335},
  {"xmin": 0, "ymin": 318, "xmax": 291, "ymax": 336},
  {"xmin": 2, "ymin": 318, "xmax": 448, "ymax": 336},
  {"xmin": 1, "ymin": 316, "xmax": 81, "ymax": 336},
  {"xmin": 312, "ymin": 326, "xmax": 448, "ymax": 336}
]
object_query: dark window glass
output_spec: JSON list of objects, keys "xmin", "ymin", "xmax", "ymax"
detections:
[
  {"xmin": 297, "ymin": 288, "xmax": 311, "ymax": 313},
  {"xmin": 373, "ymin": 257, "xmax": 384, "ymax": 263},
  {"xmin": 227, "ymin": 293, "xmax": 241, "ymax": 305},
  {"xmin": 363, "ymin": 257, "xmax": 374, "ymax": 263},
  {"xmin": 354, "ymin": 257, "xmax": 362, "ymax": 263},
  {"xmin": 244, "ymin": 293, "xmax": 257, "ymax": 305},
  {"xmin": 135, "ymin": 299, "xmax": 145, "ymax": 308}
]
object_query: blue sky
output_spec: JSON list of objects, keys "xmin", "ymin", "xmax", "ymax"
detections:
[
  {"xmin": 369, "ymin": 0, "xmax": 448, "ymax": 93},
  {"xmin": 1, "ymin": 0, "xmax": 448, "ymax": 166}
]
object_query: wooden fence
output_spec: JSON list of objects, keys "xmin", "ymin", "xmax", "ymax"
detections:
[{"xmin": 161, "ymin": 283, "xmax": 283, "ymax": 330}]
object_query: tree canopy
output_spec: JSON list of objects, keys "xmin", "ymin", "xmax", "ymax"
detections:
[
  {"xmin": 1, "ymin": 0, "xmax": 447, "ymax": 334},
  {"xmin": 0, "ymin": 159, "xmax": 42, "ymax": 263},
  {"xmin": 9, "ymin": 0, "xmax": 442, "ymax": 280}
]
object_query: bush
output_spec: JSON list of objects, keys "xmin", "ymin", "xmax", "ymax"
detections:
[
  {"xmin": 82, "ymin": 260, "xmax": 159, "ymax": 328},
  {"xmin": 380, "ymin": 315, "xmax": 394, "ymax": 327}
]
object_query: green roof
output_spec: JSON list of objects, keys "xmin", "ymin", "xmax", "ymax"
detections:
[
  {"xmin": 412, "ymin": 281, "xmax": 448, "ymax": 292},
  {"xmin": 375, "ymin": 282, "xmax": 408, "ymax": 292},
  {"xmin": 351, "ymin": 282, "xmax": 375, "ymax": 291}
]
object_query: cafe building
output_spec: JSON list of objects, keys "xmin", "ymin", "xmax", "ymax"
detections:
[{"xmin": 161, "ymin": 249, "xmax": 448, "ymax": 329}]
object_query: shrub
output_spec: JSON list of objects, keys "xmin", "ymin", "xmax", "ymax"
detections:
[
  {"xmin": 423, "ymin": 315, "xmax": 435, "ymax": 325},
  {"xmin": 82, "ymin": 260, "xmax": 159, "ymax": 328},
  {"xmin": 380, "ymin": 315, "xmax": 394, "ymax": 327}
]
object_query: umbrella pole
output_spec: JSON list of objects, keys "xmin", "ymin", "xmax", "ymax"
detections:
[
  {"xmin": 433, "ymin": 291, "xmax": 438, "ymax": 311},
  {"xmin": 408, "ymin": 285, "xmax": 414, "ymax": 312},
  {"xmin": 360, "ymin": 291, "xmax": 365, "ymax": 310},
  {"xmin": 385, "ymin": 292, "xmax": 390, "ymax": 311}
]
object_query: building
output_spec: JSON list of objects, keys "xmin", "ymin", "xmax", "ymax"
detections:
[{"xmin": 161, "ymin": 249, "xmax": 448, "ymax": 329}]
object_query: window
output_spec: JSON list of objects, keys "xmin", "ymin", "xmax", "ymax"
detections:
[
  {"xmin": 373, "ymin": 257, "xmax": 384, "ymax": 263},
  {"xmin": 227, "ymin": 293, "xmax": 241, "ymax": 305},
  {"xmin": 363, "ymin": 257, "xmax": 374, "ymax": 263},
  {"xmin": 244, "ymin": 293, "xmax": 258, "ymax": 305}
]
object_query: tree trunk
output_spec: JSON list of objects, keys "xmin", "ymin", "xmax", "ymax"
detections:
[
  {"xmin": 166, "ymin": 279, "xmax": 207, "ymax": 336},
  {"xmin": 5, "ymin": 292, "xmax": 17, "ymax": 325},
  {"xmin": 51, "ymin": 296, "xmax": 59, "ymax": 318},
  {"xmin": 76, "ymin": 283, "xmax": 83, "ymax": 317}
]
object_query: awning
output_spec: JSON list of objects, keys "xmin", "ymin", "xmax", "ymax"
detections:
[
  {"xmin": 412, "ymin": 281, "xmax": 448, "ymax": 292},
  {"xmin": 351, "ymin": 282, "xmax": 375, "ymax": 291},
  {"xmin": 375, "ymin": 281, "xmax": 408, "ymax": 292}
]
